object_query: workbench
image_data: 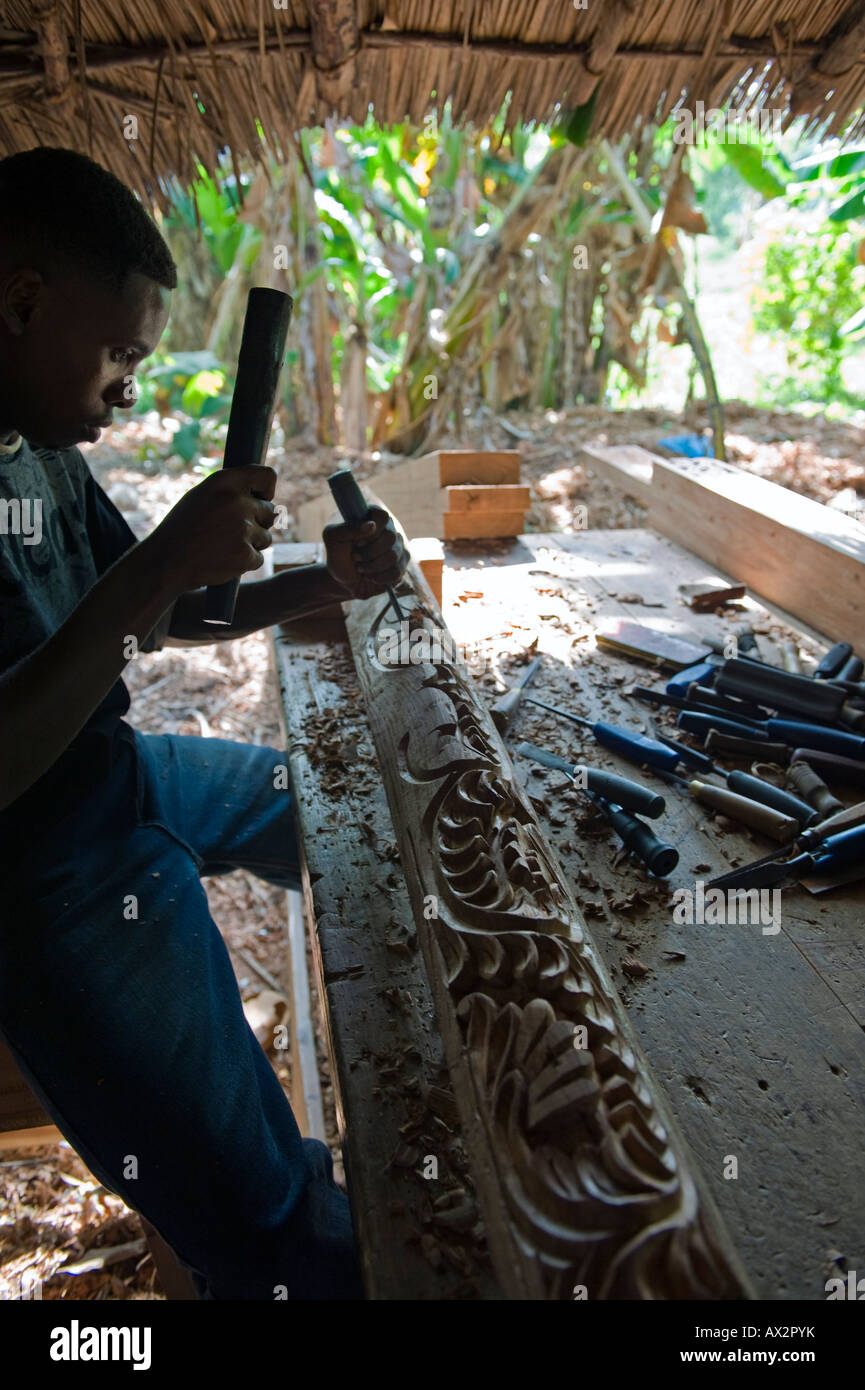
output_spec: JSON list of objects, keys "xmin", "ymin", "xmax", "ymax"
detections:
[{"xmin": 271, "ymin": 527, "xmax": 865, "ymax": 1300}]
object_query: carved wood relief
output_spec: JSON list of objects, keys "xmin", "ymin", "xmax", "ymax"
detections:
[{"xmin": 343, "ymin": 568, "xmax": 751, "ymax": 1300}]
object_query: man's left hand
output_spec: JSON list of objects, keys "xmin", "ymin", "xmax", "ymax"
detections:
[{"xmin": 322, "ymin": 505, "xmax": 409, "ymax": 600}]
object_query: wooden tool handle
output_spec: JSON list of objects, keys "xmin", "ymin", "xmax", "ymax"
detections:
[
  {"xmin": 203, "ymin": 287, "xmax": 293, "ymax": 626},
  {"xmin": 688, "ymin": 780, "xmax": 799, "ymax": 842},
  {"xmin": 787, "ymin": 761, "xmax": 845, "ymax": 817}
]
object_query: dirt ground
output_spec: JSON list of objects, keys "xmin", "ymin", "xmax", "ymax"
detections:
[{"xmin": 2, "ymin": 399, "xmax": 862, "ymax": 1300}]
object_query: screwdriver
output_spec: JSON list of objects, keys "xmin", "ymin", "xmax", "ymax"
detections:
[
  {"xmin": 519, "ymin": 697, "xmax": 683, "ymax": 771},
  {"xmin": 328, "ymin": 469, "xmax": 405, "ymax": 624},
  {"xmin": 515, "ymin": 742, "xmax": 666, "ymax": 817}
]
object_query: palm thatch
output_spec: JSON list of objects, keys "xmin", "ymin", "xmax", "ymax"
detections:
[{"xmin": 3, "ymin": 1, "xmax": 865, "ymax": 200}]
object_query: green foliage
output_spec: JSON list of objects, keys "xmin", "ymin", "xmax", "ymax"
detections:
[
  {"xmin": 752, "ymin": 225, "xmax": 865, "ymax": 400},
  {"xmin": 135, "ymin": 348, "xmax": 233, "ymax": 465}
]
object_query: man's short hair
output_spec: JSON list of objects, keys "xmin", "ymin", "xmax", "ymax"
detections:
[{"xmin": 0, "ymin": 146, "xmax": 177, "ymax": 292}]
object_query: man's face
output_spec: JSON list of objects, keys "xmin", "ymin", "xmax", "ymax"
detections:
[{"xmin": 0, "ymin": 267, "xmax": 171, "ymax": 449}]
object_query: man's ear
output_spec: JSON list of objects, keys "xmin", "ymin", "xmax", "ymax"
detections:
[{"xmin": 0, "ymin": 268, "xmax": 44, "ymax": 335}]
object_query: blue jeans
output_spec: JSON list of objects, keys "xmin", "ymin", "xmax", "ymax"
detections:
[{"xmin": 0, "ymin": 729, "xmax": 364, "ymax": 1300}]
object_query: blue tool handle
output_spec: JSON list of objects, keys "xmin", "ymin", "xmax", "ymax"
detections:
[
  {"xmin": 678, "ymin": 711, "xmax": 765, "ymax": 741},
  {"xmin": 810, "ymin": 823, "xmax": 865, "ymax": 872},
  {"xmin": 593, "ymin": 722, "xmax": 681, "ymax": 771},
  {"xmin": 665, "ymin": 661, "xmax": 717, "ymax": 696},
  {"xmin": 766, "ymin": 720, "xmax": 865, "ymax": 760},
  {"xmin": 328, "ymin": 468, "xmax": 371, "ymax": 523}
]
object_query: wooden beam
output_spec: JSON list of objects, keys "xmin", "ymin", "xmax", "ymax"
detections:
[
  {"xmin": 646, "ymin": 453, "xmax": 865, "ymax": 645},
  {"xmin": 576, "ymin": 442, "xmax": 654, "ymax": 507},
  {"xmin": 341, "ymin": 563, "xmax": 752, "ymax": 1300}
]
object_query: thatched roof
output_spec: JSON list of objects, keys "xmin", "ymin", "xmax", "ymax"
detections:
[{"xmin": 3, "ymin": 1, "xmax": 865, "ymax": 200}]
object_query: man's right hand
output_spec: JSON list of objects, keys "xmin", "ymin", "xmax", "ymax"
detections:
[{"xmin": 151, "ymin": 466, "xmax": 278, "ymax": 593}]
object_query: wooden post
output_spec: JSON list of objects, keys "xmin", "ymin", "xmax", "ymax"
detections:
[{"xmin": 342, "ymin": 564, "xmax": 752, "ymax": 1300}]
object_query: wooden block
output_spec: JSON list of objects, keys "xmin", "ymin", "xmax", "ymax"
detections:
[
  {"xmin": 434, "ymin": 450, "xmax": 521, "ymax": 486},
  {"xmin": 446, "ymin": 484, "xmax": 532, "ymax": 512},
  {"xmin": 443, "ymin": 509, "xmax": 527, "ymax": 539},
  {"xmin": 297, "ymin": 453, "xmax": 523, "ymax": 541},
  {"xmin": 680, "ymin": 577, "xmax": 747, "ymax": 611},
  {"xmin": 648, "ymin": 455, "xmax": 865, "ymax": 644}
]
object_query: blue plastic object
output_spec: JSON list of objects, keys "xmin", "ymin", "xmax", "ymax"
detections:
[{"xmin": 657, "ymin": 433, "xmax": 714, "ymax": 458}]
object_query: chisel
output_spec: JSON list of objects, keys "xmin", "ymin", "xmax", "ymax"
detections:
[
  {"xmin": 707, "ymin": 802, "xmax": 865, "ymax": 887},
  {"xmin": 786, "ymin": 761, "xmax": 845, "ymax": 818},
  {"xmin": 652, "ymin": 732, "xmax": 819, "ymax": 826},
  {"xmin": 515, "ymin": 742, "xmax": 666, "ymax": 817},
  {"xmin": 489, "ymin": 659, "xmax": 541, "ymax": 732},
  {"xmin": 519, "ymin": 697, "xmax": 683, "ymax": 771},
  {"xmin": 706, "ymin": 821, "xmax": 865, "ymax": 891},
  {"xmin": 677, "ymin": 710, "xmax": 865, "ymax": 760},
  {"xmin": 815, "ymin": 643, "xmax": 852, "ymax": 680},
  {"xmin": 659, "ymin": 773, "xmax": 800, "ymax": 841},
  {"xmin": 790, "ymin": 748, "xmax": 865, "ymax": 788},
  {"xmin": 327, "ymin": 469, "xmax": 405, "ymax": 623}
]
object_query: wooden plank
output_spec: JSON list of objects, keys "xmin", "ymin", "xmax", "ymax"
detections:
[
  {"xmin": 446, "ymin": 484, "xmax": 531, "ymax": 512},
  {"xmin": 284, "ymin": 888, "xmax": 326, "ymax": 1142},
  {"xmin": 443, "ymin": 529, "xmax": 865, "ymax": 1298},
  {"xmin": 342, "ymin": 562, "xmax": 751, "ymax": 1300},
  {"xmin": 443, "ymin": 509, "xmax": 526, "ymax": 539},
  {"xmin": 270, "ymin": 623, "xmax": 498, "ymax": 1299},
  {"xmin": 647, "ymin": 455, "xmax": 864, "ymax": 644}
]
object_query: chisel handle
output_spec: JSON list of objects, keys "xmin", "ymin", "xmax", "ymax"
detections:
[
  {"xmin": 687, "ymin": 780, "xmax": 799, "ymax": 842},
  {"xmin": 786, "ymin": 761, "xmax": 845, "ymax": 818},
  {"xmin": 514, "ymin": 743, "xmax": 665, "ymax": 818},
  {"xmin": 815, "ymin": 642, "xmax": 852, "ymax": 679},
  {"xmin": 706, "ymin": 730, "xmax": 789, "ymax": 762},
  {"xmin": 725, "ymin": 771, "xmax": 821, "ymax": 828},
  {"xmin": 837, "ymin": 654, "xmax": 864, "ymax": 684},
  {"xmin": 328, "ymin": 468, "xmax": 372, "ymax": 523},
  {"xmin": 592, "ymin": 722, "xmax": 681, "ymax": 772},
  {"xmin": 766, "ymin": 720, "xmax": 865, "ymax": 760},
  {"xmin": 204, "ymin": 287, "xmax": 293, "ymax": 625},
  {"xmin": 679, "ymin": 711, "xmax": 765, "ymax": 741},
  {"xmin": 809, "ymin": 823, "xmax": 865, "ymax": 874},
  {"xmin": 592, "ymin": 798, "xmax": 679, "ymax": 877},
  {"xmin": 791, "ymin": 748, "xmax": 865, "ymax": 788}
]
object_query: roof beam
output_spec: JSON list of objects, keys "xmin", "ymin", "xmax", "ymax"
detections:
[
  {"xmin": 306, "ymin": 0, "xmax": 358, "ymax": 108},
  {"xmin": 28, "ymin": 0, "xmax": 70, "ymax": 105}
]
